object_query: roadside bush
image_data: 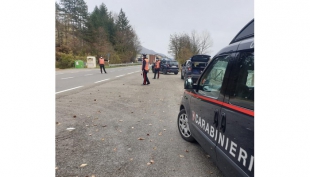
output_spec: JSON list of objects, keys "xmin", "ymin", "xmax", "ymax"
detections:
[
  {"xmin": 75, "ymin": 55, "xmax": 87, "ymax": 63},
  {"xmin": 56, "ymin": 52, "xmax": 89, "ymax": 69},
  {"xmin": 110, "ymin": 54, "xmax": 121, "ymax": 64},
  {"xmin": 56, "ymin": 45, "xmax": 71, "ymax": 54},
  {"xmin": 56, "ymin": 52, "xmax": 75, "ymax": 69}
]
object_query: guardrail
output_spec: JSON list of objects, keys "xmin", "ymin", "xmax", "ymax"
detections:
[{"xmin": 108, "ymin": 63, "xmax": 141, "ymax": 67}]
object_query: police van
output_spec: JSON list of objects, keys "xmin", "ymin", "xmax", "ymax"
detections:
[{"xmin": 177, "ymin": 19, "xmax": 254, "ymax": 177}]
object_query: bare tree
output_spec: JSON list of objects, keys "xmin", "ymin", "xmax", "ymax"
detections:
[
  {"xmin": 197, "ymin": 30, "xmax": 213, "ymax": 54},
  {"xmin": 168, "ymin": 30, "xmax": 213, "ymax": 63}
]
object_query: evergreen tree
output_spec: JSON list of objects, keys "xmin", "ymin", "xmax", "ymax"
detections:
[
  {"xmin": 55, "ymin": 1, "xmax": 141, "ymax": 66},
  {"xmin": 116, "ymin": 9, "xmax": 131, "ymax": 31}
]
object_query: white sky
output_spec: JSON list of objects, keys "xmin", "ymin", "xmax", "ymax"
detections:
[{"xmin": 80, "ymin": 0, "xmax": 253, "ymax": 58}]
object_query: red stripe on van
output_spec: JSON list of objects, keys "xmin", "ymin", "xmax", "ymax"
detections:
[{"xmin": 185, "ymin": 91, "xmax": 254, "ymax": 117}]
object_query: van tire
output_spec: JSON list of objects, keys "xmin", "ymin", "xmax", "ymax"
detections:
[{"xmin": 177, "ymin": 109, "xmax": 195, "ymax": 142}]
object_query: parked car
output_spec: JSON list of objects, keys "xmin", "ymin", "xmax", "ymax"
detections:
[
  {"xmin": 177, "ymin": 19, "xmax": 254, "ymax": 177},
  {"xmin": 180, "ymin": 59, "xmax": 190, "ymax": 78},
  {"xmin": 180, "ymin": 55, "xmax": 211, "ymax": 83},
  {"xmin": 152, "ymin": 58, "xmax": 179, "ymax": 74}
]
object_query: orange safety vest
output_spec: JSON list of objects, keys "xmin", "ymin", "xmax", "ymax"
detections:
[
  {"xmin": 142, "ymin": 59, "xmax": 149, "ymax": 70},
  {"xmin": 155, "ymin": 61, "xmax": 160, "ymax": 69},
  {"xmin": 99, "ymin": 58, "xmax": 105, "ymax": 64}
]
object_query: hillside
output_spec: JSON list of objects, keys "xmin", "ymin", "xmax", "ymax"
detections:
[{"xmin": 139, "ymin": 46, "xmax": 168, "ymax": 57}]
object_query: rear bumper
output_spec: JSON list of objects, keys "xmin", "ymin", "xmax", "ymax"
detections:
[{"xmin": 165, "ymin": 68, "xmax": 179, "ymax": 72}]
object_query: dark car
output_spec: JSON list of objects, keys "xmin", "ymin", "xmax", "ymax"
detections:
[
  {"xmin": 177, "ymin": 19, "xmax": 254, "ymax": 177},
  {"xmin": 152, "ymin": 58, "xmax": 179, "ymax": 74},
  {"xmin": 152, "ymin": 58, "xmax": 168, "ymax": 73},
  {"xmin": 180, "ymin": 59, "xmax": 190, "ymax": 78},
  {"xmin": 181, "ymin": 55, "xmax": 211, "ymax": 83}
]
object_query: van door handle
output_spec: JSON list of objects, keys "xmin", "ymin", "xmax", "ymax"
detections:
[
  {"xmin": 213, "ymin": 109, "xmax": 219, "ymax": 128},
  {"xmin": 220, "ymin": 113, "xmax": 226, "ymax": 133}
]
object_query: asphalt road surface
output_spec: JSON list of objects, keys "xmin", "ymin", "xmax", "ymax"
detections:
[
  {"xmin": 56, "ymin": 67, "xmax": 223, "ymax": 177},
  {"xmin": 56, "ymin": 65, "xmax": 142, "ymax": 93}
]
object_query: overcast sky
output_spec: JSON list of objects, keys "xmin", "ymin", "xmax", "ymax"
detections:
[{"xmin": 81, "ymin": 0, "xmax": 253, "ymax": 58}]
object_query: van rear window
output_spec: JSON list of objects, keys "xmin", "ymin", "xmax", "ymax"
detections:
[
  {"xmin": 230, "ymin": 20, "xmax": 254, "ymax": 44},
  {"xmin": 169, "ymin": 61, "xmax": 179, "ymax": 65}
]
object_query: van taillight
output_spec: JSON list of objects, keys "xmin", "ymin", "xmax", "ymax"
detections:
[{"xmin": 188, "ymin": 68, "xmax": 191, "ymax": 71}]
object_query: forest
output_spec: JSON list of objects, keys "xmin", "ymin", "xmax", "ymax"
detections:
[{"xmin": 55, "ymin": 0, "xmax": 141, "ymax": 68}]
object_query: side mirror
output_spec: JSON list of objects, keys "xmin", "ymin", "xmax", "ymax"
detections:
[
  {"xmin": 184, "ymin": 78, "xmax": 197, "ymax": 89},
  {"xmin": 184, "ymin": 78, "xmax": 191, "ymax": 89}
]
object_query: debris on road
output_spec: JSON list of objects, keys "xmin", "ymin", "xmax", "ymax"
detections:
[{"xmin": 80, "ymin": 164, "xmax": 87, "ymax": 167}]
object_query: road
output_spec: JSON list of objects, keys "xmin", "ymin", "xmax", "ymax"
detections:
[
  {"xmin": 56, "ymin": 66, "xmax": 223, "ymax": 177},
  {"xmin": 56, "ymin": 65, "xmax": 142, "ymax": 93}
]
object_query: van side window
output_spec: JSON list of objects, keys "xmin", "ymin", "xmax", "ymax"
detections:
[
  {"xmin": 198, "ymin": 55, "xmax": 230, "ymax": 99},
  {"xmin": 232, "ymin": 20, "xmax": 254, "ymax": 43},
  {"xmin": 228, "ymin": 51, "xmax": 254, "ymax": 110}
]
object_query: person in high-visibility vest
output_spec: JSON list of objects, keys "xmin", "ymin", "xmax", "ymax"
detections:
[
  {"xmin": 142, "ymin": 54, "xmax": 150, "ymax": 85},
  {"xmin": 98, "ymin": 56, "xmax": 107, "ymax": 74},
  {"xmin": 153, "ymin": 59, "xmax": 160, "ymax": 79}
]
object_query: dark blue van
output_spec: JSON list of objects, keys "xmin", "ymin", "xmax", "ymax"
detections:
[{"xmin": 177, "ymin": 19, "xmax": 254, "ymax": 177}]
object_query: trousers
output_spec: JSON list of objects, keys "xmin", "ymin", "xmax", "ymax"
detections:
[
  {"xmin": 143, "ymin": 70, "xmax": 150, "ymax": 85},
  {"xmin": 100, "ymin": 64, "xmax": 106, "ymax": 73},
  {"xmin": 154, "ymin": 68, "xmax": 160, "ymax": 79}
]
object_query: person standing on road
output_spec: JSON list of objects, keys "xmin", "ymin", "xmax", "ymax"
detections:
[
  {"xmin": 98, "ymin": 56, "xmax": 107, "ymax": 74},
  {"xmin": 142, "ymin": 54, "xmax": 150, "ymax": 85},
  {"xmin": 153, "ymin": 59, "xmax": 160, "ymax": 79}
]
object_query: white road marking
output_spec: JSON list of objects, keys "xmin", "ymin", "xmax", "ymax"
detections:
[
  {"xmin": 94, "ymin": 79, "xmax": 110, "ymax": 83},
  {"xmin": 61, "ymin": 77, "xmax": 74, "ymax": 80},
  {"xmin": 84, "ymin": 74, "xmax": 93, "ymax": 76},
  {"xmin": 56, "ymin": 86, "xmax": 83, "ymax": 94},
  {"xmin": 116, "ymin": 75, "xmax": 125, "ymax": 78},
  {"xmin": 127, "ymin": 72, "xmax": 135, "ymax": 74}
]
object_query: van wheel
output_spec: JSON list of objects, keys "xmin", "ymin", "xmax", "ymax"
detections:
[
  {"xmin": 174, "ymin": 72, "xmax": 178, "ymax": 75},
  {"xmin": 178, "ymin": 109, "xmax": 195, "ymax": 142}
]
